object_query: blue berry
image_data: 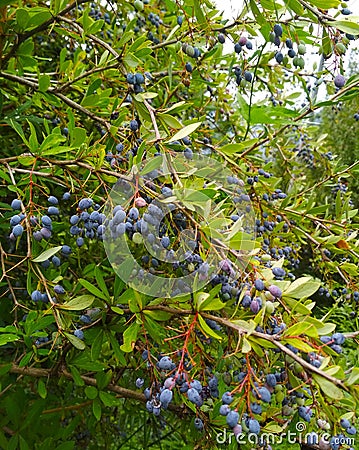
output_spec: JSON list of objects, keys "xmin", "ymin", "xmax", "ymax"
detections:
[
  {"xmin": 159, "ymin": 388, "xmax": 173, "ymax": 407},
  {"xmin": 226, "ymin": 410, "xmax": 239, "ymax": 427},
  {"xmin": 61, "ymin": 245, "xmax": 72, "ymax": 256},
  {"xmin": 11, "ymin": 199, "xmax": 22, "ymax": 210},
  {"xmin": 41, "ymin": 215, "xmax": 52, "ymax": 228},
  {"xmin": 187, "ymin": 388, "xmax": 202, "ymax": 406},
  {"xmin": 48, "ymin": 196, "xmax": 58, "ymax": 205},
  {"xmin": 74, "ymin": 329, "xmax": 84, "ymax": 340},
  {"xmin": 248, "ymin": 418, "xmax": 260, "ymax": 434},
  {"xmin": 78, "ymin": 198, "xmax": 93, "ymax": 210},
  {"xmin": 219, "ymin": 404, "xmax": 230, "ymax": 415},
  {"xmin": 54, "ymin": 285, "xmax": 65, "ymax": 295},
  {"xmin": 221, "ymin": 392, "xmax": 233, "ymax": 404},
  {"xmin": 10, "ymin": 215, "xmax": 21, "ymax": 226},
  {"xmin": 194, "ymin": 418, "xmax": 204, "ymax": 430},
  {"xmin": 161, "ymin": 236, "xmax": 170, "ymax": 248},
  {"xmin": 190, "ymin": 380, "xmax": 202, "ymax": 393},
  {"xmin": 31, "ymin": 290, "xmax": 42, "ymax": 302},
  {"xmin": 48, "ymin": 206, "xmax": 59, "ymax": 215},
  {"xmin": 12, "ymin": 224, "xmax": 24, "ymax": 237},
  {"xmin": 130, "ymin": 120, "xmax": 139, "ymax": 132}
]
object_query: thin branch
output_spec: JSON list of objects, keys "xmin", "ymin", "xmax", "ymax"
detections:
[
  {"xmin": 1, "ymin": 0, "xmax": 92, "ymax": 67},
  {"xmin": 6, "ymin": 364, "xmax": 188, "ymax": 415}
]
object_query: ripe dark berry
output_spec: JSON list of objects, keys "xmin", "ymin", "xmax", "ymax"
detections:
[
  {"xmin": 194, "ymin": 418, "xmax": 204, "ymax": 430},
  {"xmin": 185, "ymin": 62, "xmax": 193, "ymax": 72},
  {"xmin": 244, "ymin": 71, "xmax": 252, "ymax": 82},
  {"xmin": 130, "ymin": 119, "xmax": 139, "ymax": 131},
  {"xmin": 334, "ymin": 75, "xmax": 346, "ymax": 88},
  {"xmin": 11, "ymin": 199, "xmax": 22, "ymax": 210},
  {"xmin": 12, "ymin": 224, "xmax": 24, "ymax": 237},
  {"xmin": 273, "ymin": 24, "xmax": 283, "ymax": 37},
  {"xmin": 234, "ymin": 43, "xmax": 242, "ymax": 53},
  {"xmin": 218, "ymin": 33, "xmax": 225, "ymax": 44},
  {"xmin": 226, "ymin": 410, "xmax": 239, "ymax": 427},
  {"xmin": 48, "ymin": 196, "xmax": 58, "ymax": 205},
  {"xmin": 74, "ymin": 329, "xmax": 84, "ymax": 339},
  {"xmin": 54, "ymin": 285, "xmax": 65, "ymax": 295}
]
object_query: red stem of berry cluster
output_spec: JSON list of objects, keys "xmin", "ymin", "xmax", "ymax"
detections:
[{"xmin": 174, "ymin": 311, "xmax": 199, "ymax": 382}]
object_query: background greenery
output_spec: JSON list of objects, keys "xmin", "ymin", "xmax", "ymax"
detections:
[{"xmin": 0, "ymin": 0, "xmax": 359, "ymax": 449}]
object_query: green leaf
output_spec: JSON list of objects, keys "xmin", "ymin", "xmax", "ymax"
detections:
[
  {"xmin": 143, "ymin": 310, "xmax": 172, "ymax": 321},
  {"xmin": 120, "ymin": 321, "xmax": 140, "ymax": 352},
  {"xmin": 284, "ymin": 0, "xmax": 303, "ymax": 14},
  {"xmin": 123, "ymin": 53, "xmax": 141, "ymax": 68},
  {"xmin": 92, "ymin": 398, "xmax": 102, "ymax": 421},
  {"xmin": 91, "ymin": 330, "xmax": 103, "ymax": 361},
  {"xmin": 78, "ymin": 278, "xmax": 109, "ymax": 301},
  {"xmin": 38, "ymin": 74, "xmax": 50, "ymax": 92},
  {"xmin": 346, "ymin": 368, "xmax": 359, "ymax": 386},
  {"xmin": 332, "ymin": 21, "xmax": 359, "ymax": 35},
  {"xmin": 283, "ymin": 277, "xmax": 320, "ymax": 299},
  {"xmin": 0, "ymin": 334, "xmax": 19, "ymax": 346},
  {"xmin": 37, "ymin": 379, "xmax": 47, "ymax": 399},
  {"xmin": 69, "ymin": 366, "xmax": 85, "ymax": 386},
  {"xmin": 281, "ymin": 338, "xmax": 315, "ymax": 353},
  {"xmin": 307, "ymin": 0, "xmax": 340, "ymax": 7},
  {"xmin": 32, "ymin": 246, "xmax": 62, "ymax": 263},
  {"xmin": 220, "ymin": 139, "xmax": 258, "ymax": 155},
  {"xmin": 312, "ymin": 374, "xmax": 343, "ymax": 400},
  {"xmin": 64, "ymin": 332, "xmax": 86, "ymax": 350},
  {"xmin": 284, "ymin": 322, "xmax": 318, "ymax": 338},
  {"xmin": 99, "ymin": 391, "xmax": 120, "ymax": 407},
  {"xmin": 111, "ymin": 306, "xmax": 124, "ymax": 315},
  {"xmin": 198, "ymin": 295, "xmax": 226, "ymax": 311},
  {"xmin": 193, "ymin": 0, "xmax": 206, "ymax": 25},
  {"xmin": 16, "ymin": 9, "xmax": 29, "ymax": 29},
  {"xmin": 85, "ymin": 386, "xmax": 98, "ymax": 399},
  {"xmin": 166, "ymin": 122, "xmax": 201, "ymax": 143},
  {"xmin": 242, "ymin": 336, "xmax": 252, "ymax": 353},
  {"xmin": 198, "ymin": 314, "xmax": 222, "ymax": 340},
  {"xmin": 58, "ymin": 295, "xmax": 94, "ymax": 311},
  {"xmin": 158, "ymin": 113, "xmax": 183, "ymax": 129}
]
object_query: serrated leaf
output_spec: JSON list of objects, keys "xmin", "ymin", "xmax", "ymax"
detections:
[
  {"xmin": 32, "ymin": 246, "xmax": 62, "ymax": 263},
  {"xmin": 58, "ymin": 295, "xmax": 94, "ymax": 311},
  {"xmin": 166, "ymin": 122, "xmax": 201, "ymax": 143}
]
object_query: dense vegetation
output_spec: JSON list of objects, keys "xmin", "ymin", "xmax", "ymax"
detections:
[{"xmin": 0, "ymin": 0, "xmax": 359, "ymax": 449}]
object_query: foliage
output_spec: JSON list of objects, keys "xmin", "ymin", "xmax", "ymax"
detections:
[{"xmin": 0, "ymin": 0, "xmax": 359, "ymax": 449}]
